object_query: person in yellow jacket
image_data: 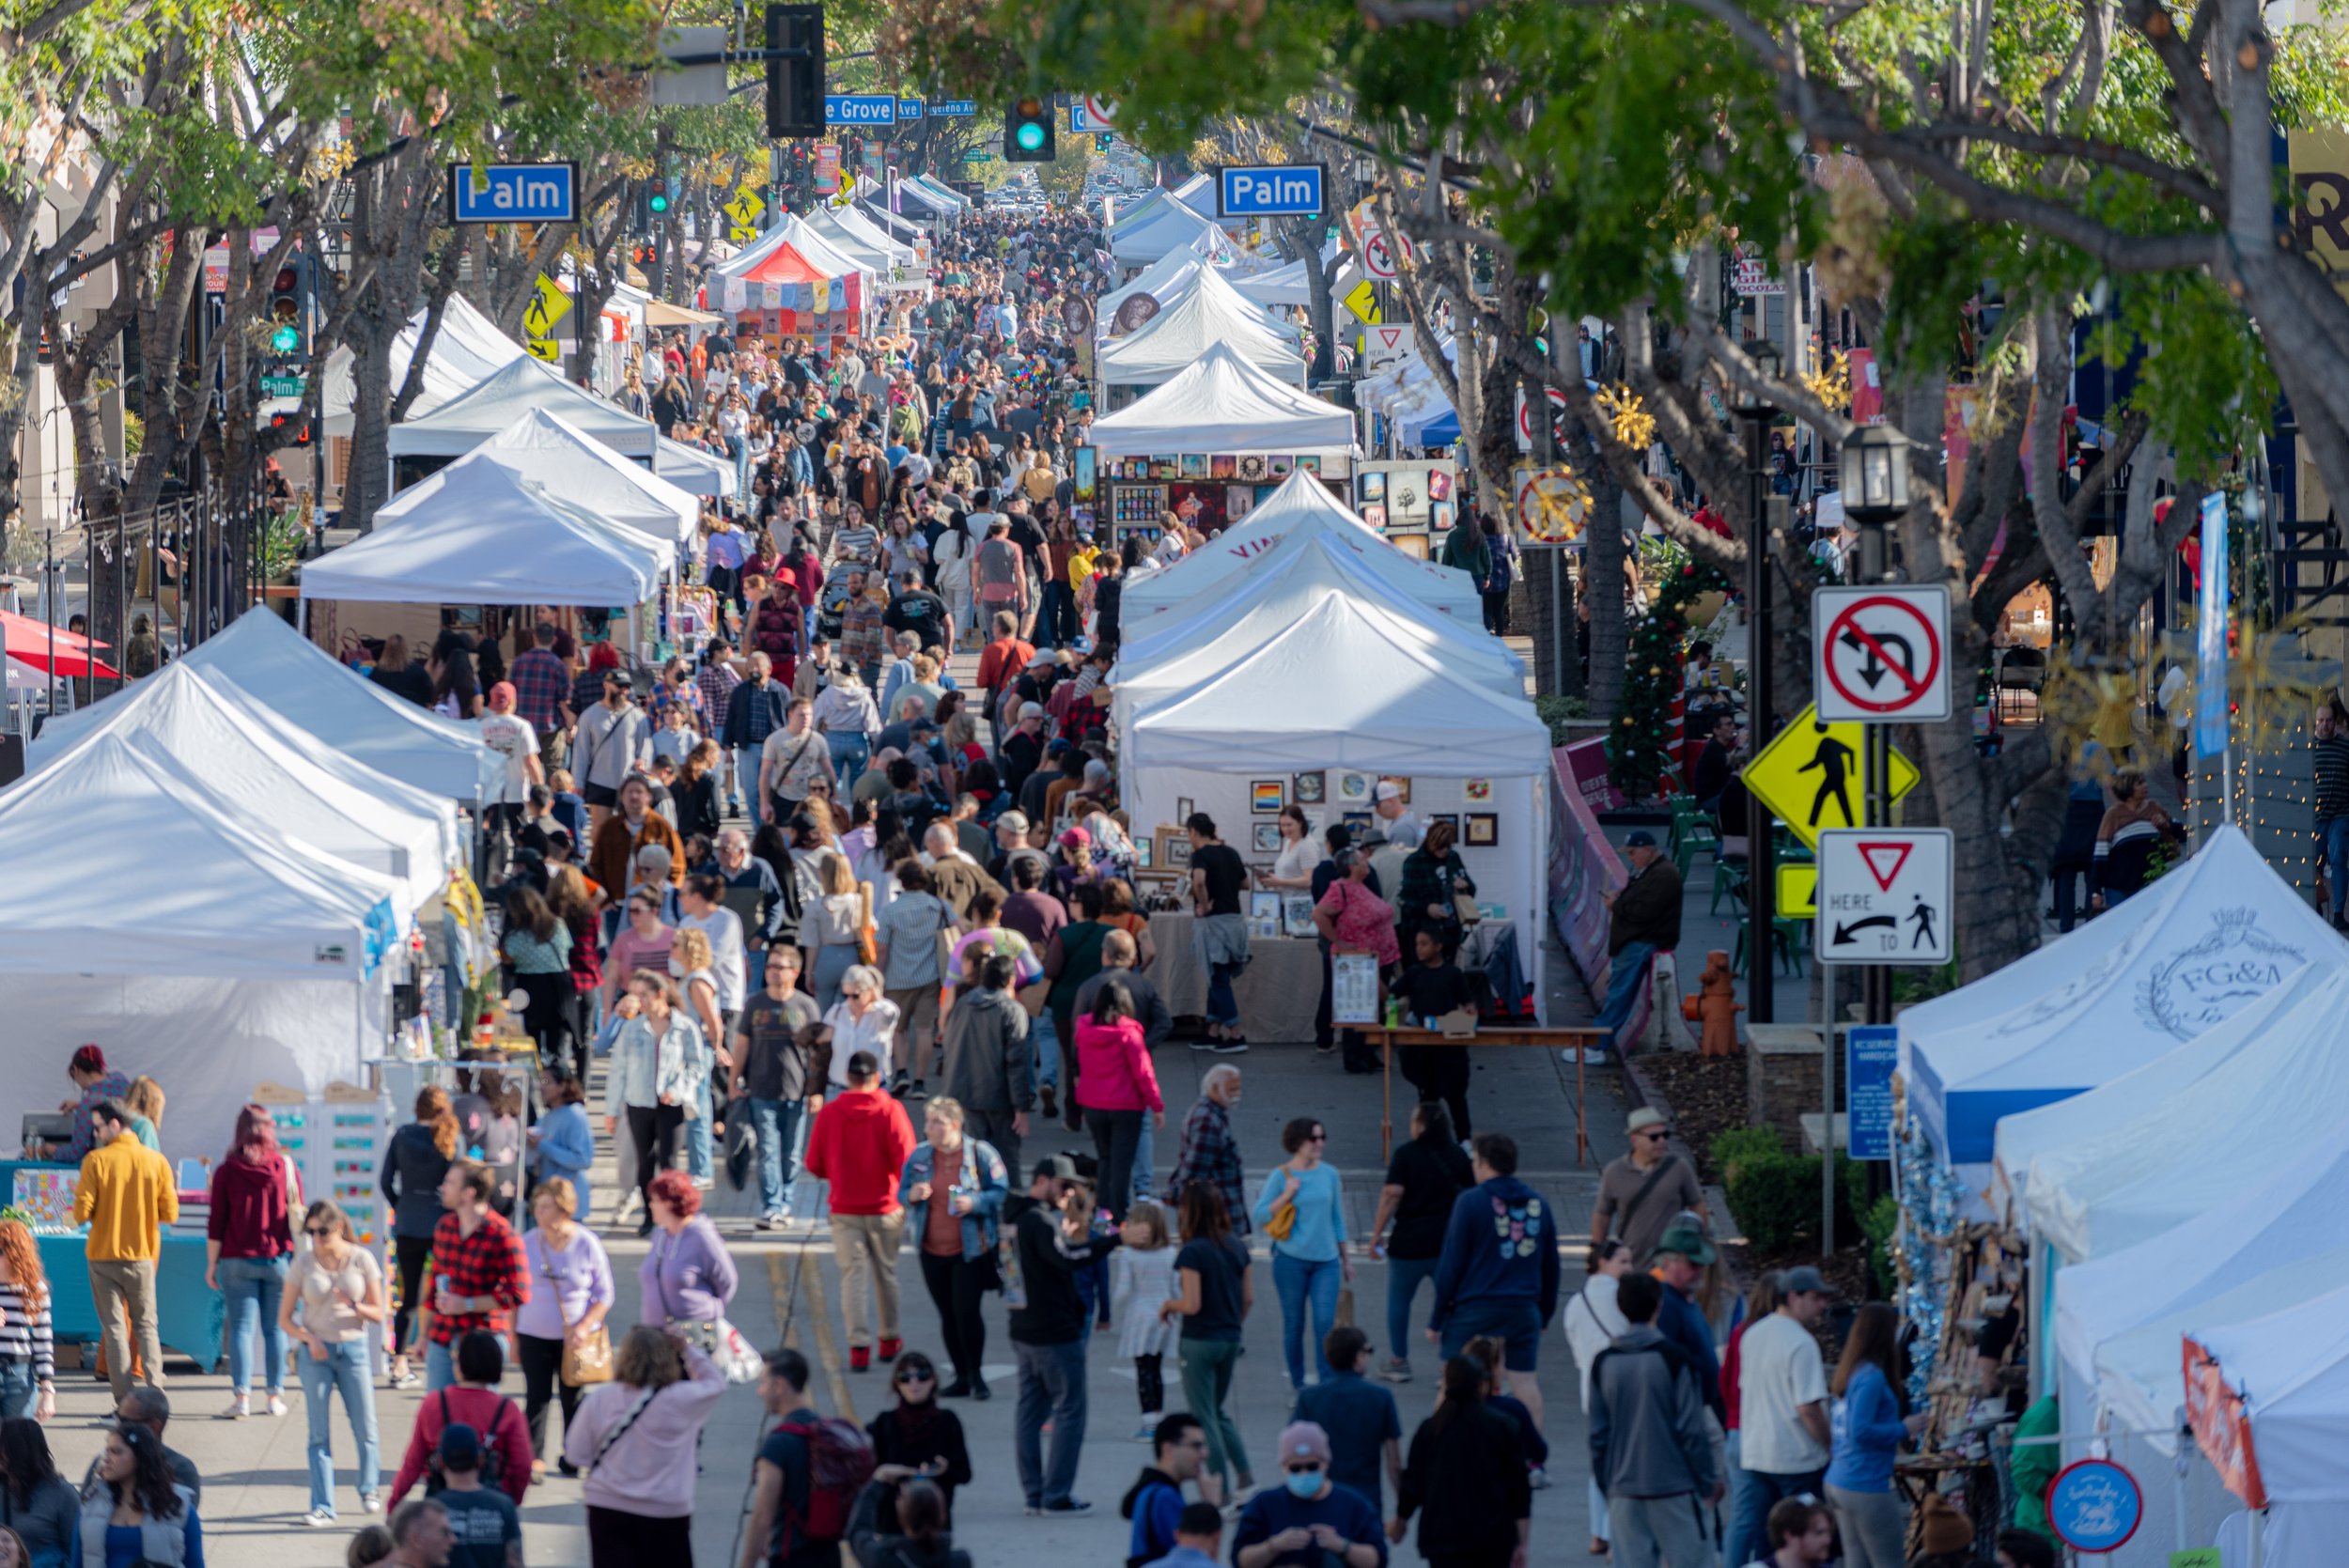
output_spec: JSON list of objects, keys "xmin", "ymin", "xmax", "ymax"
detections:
[{"xmin": 72, "ymin": 1099, "xmax": 179, "ymax": 1403}]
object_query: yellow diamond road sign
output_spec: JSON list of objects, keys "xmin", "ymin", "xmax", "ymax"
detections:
[
  {"xmin": 1777, "ymin": 864, "xmax": 1817, "ymax": 919},
  {"xmin": 724, "ymin": 190, "xmax": 763, "ymax": 228},
  {"xmin": 1739, "ymin": 704, "xmax": 1921, "ymax": 849},
  {"xmin": 522, "ymin": 339, "xmax": 559, "ymax": 363},
  {"xmin": 1341, "ymin": 279, "xmax": 1380, "ymax": 324},
  {"xmin": 521, "ymin": 275, "xmax": 572, "ymax": 341}
]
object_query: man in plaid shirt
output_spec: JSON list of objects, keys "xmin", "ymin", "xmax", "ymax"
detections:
[
  {"xmin": 426, "ymin": 1161, "xmax": 529, "ymax": 1391},
  {"xmin": 507, "ymin": 623, "xmax": 572, "ymax": 776},
  {"xmin": 696, "ymin": 638, "xmax": 745, "ymax": 814},
  {"xmin": 1162, "ymin": 1064, "xmax": 1250, "ymax": 1236}
]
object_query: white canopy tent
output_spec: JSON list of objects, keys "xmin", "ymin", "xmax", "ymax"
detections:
[
  {"xmin": 25, "ymin": 663, "xmax": 456, "ymax": 909},
  {"xmin": 319, "ymin": 293, "xmax": 527, "ymax": 438},
  {"xmin": 1169, "ymin": 172, "xmax": 1213, "ymax": 209},
  {"xmin": 656, "ymin": 436, "xmax": 739, "ymax": 499},
  {"xmin": 36, "ymin": 611, "xmax": 496, "ymax": 801},
  {"xmin": 765, "ymin": 213, "xmax": 871, "ymax": 282},
  {"xmin": 452, "ymin": 410, "xmax": 698, "ymax": 544},
  {"xmin": 301, "ymin": 460, "xmax": 668, "ymax": 607},
  {"xmin": 1087, "ymin": 343, "xmax": 1356, "ymax": 458},
  {"xmin": 1118, "ymin": 471, "xmax": 1483, "ymax": 625},
  {"xmin": 0, "ymin": 731, "xmax": 398, "ymax": 1158},
  {"xmin": 1097, "ymin": 253, "xmax": 1221, "ymax": 332},
  {"xmin": 1904, "ymin": 824, "xmax": 2339, "ymax": 1173},
  {"xmin": 908, "ymin": 176, "xmax": 968, "ymax": 212},
  {"xmin": 857, "ymin": 199, "xmax": 927, "ymax": 241},
  {"xmin": 1233, "ymin": 253, "xmax": 1361, "ymax": 308},
  {"xmin": 1110, "ymin": 195, "xmax": 1230, "ymax": 266},
  {"xmin": 387, "ymin": 357, "xmax": 659, "ymax": 462},
  {"xmin": 805, "ymin": 205, "xmax": 916, "ymax": 272},
  {"xmin": 1097, "ymin": 269, "xmax": 1307, "ymax": 387},
  {"xmin": 2191, "ymin": 1285, "xmax": 2349, "ymax": 1507}
]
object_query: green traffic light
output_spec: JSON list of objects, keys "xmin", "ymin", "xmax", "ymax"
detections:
[
  {"xmin": 649, "ymin": 194, "xmax": 669, "ymax": 212},
  {"xmin": 1016, "ymin": 123, "xmax": 1045, "ymax": 151},
  {"xmin": 271, "ymin": 325, "xmax": 300, "ymax": 353}
]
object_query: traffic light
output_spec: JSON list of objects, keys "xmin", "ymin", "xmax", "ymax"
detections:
[
  {"xmin": 266, "ymin": 257, "xmax": 309, "ymax": 355},
  {"xmin": 765, "ymin": 3, "xmax": 824, "ymax": 139},
  {"xmin": 269, "ymin": 409, "xmax": 311, "ymax": 447},
  {"xmin": 1094, "ymin": 133, "xmax": 1112, "ymax": 153},
  {"xmin": 647, "ymin": 176, "xmax": 671, "ymax": 216},
  {"xmin": 1005, "ymin": 95, "xmax": 1053, "ymax": 163}
]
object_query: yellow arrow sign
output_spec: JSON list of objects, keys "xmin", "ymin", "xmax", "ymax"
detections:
[
  {"xmin": 1739, "ymin": 704, "xmax": 1921, "ymax": 849},
  {"xmin": 521, "ymin": 275, "xmax": 572, "ymax": 341},
  {"xmin": 723, "ymin": 189, "xmax": 764, "ymax": 229},
  {"xmin": 522, "ymin": 339, "xmax": 560, "ymax": 363},
  {"xmin": 1341, "ymin": 279, "xmax": 1380, "ymax": 324},
  {"xmin": 1777, "ymin": 863, "xmax": 1817, "ymax": 919}
]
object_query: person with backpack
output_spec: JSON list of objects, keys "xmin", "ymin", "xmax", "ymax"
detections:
[
  {"xmin": 423, "ymin": 1424, "xmax": 521, "ymax": 1568},
  {"xmin": 1005, "ymin": 1154, "xmax": 1124, "ymax": 1516},
  {"xmin": 1587, "ymin": 1272, "xmax": 1723, "ymax": 1568},
  {"xmin": 1120, "ymin": 1413, "xmax": 1208, "ymax": 1568},
  {"xmin": 565, "ymin": 1325, "xmax": 725, "ymax": 1566},
  {"xmin": 385, "ymin": 1330, "xmax": 532, "ymax": 1510},
  {"xmin": 742, "ymin": 1347, "xmax": 877, "ymax": 1568}
]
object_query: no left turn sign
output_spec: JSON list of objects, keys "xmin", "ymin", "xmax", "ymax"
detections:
[{"xmin": 1812, "ymin": 583, "xmax": 1952, "ymax": 722}]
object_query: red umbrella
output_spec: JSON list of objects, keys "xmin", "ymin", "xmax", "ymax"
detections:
[{"xmin": 0, "ymin": 607, "xmax": 105, "ymax": 650}]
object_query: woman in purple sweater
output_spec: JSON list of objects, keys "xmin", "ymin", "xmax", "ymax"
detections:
[{"xmin": 638, "ymin": 1170, "xmax": 739, "ymax": 1350}]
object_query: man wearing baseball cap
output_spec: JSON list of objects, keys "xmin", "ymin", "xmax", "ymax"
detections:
[
  {"xmin": 1592, "ymin": 1108, "xmax": 1706, "ymax": 1265},
  {"xmin": 1727, "ymin": 1265, "xmax": 1836, "ymax": 1567},
  {"xmin": 1370, "ymin": 781, "xmax": 1422, "ymax": 850},
  {"xmin": 1591, "ymin": 830, "xmax": 1684, "ymax": 1054},
  {"xmin": 1231, "ymin": 1421, "xmax": 1386, "ymax": 1568}
]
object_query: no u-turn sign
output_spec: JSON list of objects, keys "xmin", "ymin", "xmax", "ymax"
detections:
[{"xmin": 1811, "ymin": 583, "xmax": 1952, "ymax": 722}]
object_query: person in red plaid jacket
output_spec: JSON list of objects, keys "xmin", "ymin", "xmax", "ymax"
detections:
[{"xmin": 425, "ymin": 1161, "xmax": 530, "ymax": 1392}]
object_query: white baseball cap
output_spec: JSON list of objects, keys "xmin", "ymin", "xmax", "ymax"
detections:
[{"xmin": 1373, "ymin": 781, "xmax": 1405, "ymax": 803}]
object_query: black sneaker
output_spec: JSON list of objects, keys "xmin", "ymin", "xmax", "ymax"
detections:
[
  {"xmin": 889, "ymin": 1069, "xmax": 911, "ymax": 1096},
  {"xmin": 1038, "ymin": 1084, "xmax": 1057, "ymax": 1118},
  {"xmin": 970, "ymin": 1377, "xmax": 991, "ymax": 1401},
  {"xmin": 1041, "ymin": 1498, "xmax": 1094, "ymax": 1515},
  {"xmin": 940, "ymin": 1378, "xmax": 972, "ymax": 1398},
  {"xmin": 1210, "ymin": 1038, "xmax": 1250, "ymax": 1055}
]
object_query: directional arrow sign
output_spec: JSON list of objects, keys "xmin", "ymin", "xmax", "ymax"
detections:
[
  {"xmin": 1812, "ymin": 583, "xmax": 1951, "ymax": 722},
  {"xmin": 1815, "ymin": 828, "xmax": 1953, "ymax": 965},
  {"xmin": 1739, "ymin": 704, "xmax": 1921, "ymax": 849}
]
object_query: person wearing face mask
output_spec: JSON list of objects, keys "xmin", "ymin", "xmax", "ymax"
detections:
[{"xmin": 1230, "ymin": 1421, "xmax": 1386, "ymax": 1568}]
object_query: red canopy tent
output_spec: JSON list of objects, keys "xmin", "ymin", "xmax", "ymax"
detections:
[
  {"xmin": 0, "ymin": 608, "xmax": 119, "ymax": 675},
  {"xmin": 724, "ymin": 242, "xmax": 863, "ymax": 341}
]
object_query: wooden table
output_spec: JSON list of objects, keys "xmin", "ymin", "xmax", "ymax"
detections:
[{"xmin": 1362, "ymin": 1026, "xmax": 1610, "ymax": 1164}]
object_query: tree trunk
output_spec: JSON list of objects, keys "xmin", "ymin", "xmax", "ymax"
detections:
[{"xmin": 1585, "ymin": 466, "xmax": 1628, "ymax": 724}]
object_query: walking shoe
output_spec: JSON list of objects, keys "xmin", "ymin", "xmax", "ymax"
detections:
[
  {"xmin": 940, "ymin": 1379, "xmax": 972, "ymax": 1398},
  {"xmin": 1023, "ymin": 1502, "xmax": 1045, "ymax": 1517},
  {"xmin": 360, "ymin": 1492, "xmax": 381, "ymax": 1513},
  {"xmin": 693, "ymin": 1176, "xmax": 716, "ymax": 1190},
  {"xmin": 1133, "ymin": 1421, "xmax": 1158, "ymax": 1441},
  {"xmin": 222, "ymin": 1395, "xmax": 249, "ymax": 1421},
  {"xmin": 1041, "ymin": 1498, "xmax": 1093, "ymax": 1515},
  {"xmin": 1377, "ymin": 1358, "xmax": 1412, "ymax": 1384},
  {"xmin": 1188, "ymin": 1037, "xmax": 1219, "ymax": 1051},
  {"xmin": 388, "ymin": 1367, "xmax": 420, "ymax": 1392},
  {"xmin": 1209, "ymin": 1038, "xmax": 1250, "ymax": 1054},
  {"xmin": 850, "ymin": 1344, "xmax": 872, "ymax": 1372},
  {"xmin": 1038, "ymin": 1084, "xmax": 1057, "ymax": 1118},
  {"xmin": 267, "ymin": 1392, "xmax": 288, "ymax": 1418},
  {"xmin": 910, "ymin": 1079, "xmax": 926, "ymax": 1099},
  {"xmin": 878, "ymin": 1337, "xmax": 902, "ymax": 1362},
  {"xmin": 302, "ymin": 1508, "xmax": 336, "ymax": 1528},
  {"xmin": 755, "ymin": 1212, "xmax": 780, "ymax": 1231},
  {"xmin": 970, "ymin": 1376, "xmax": 991, "ymax": 1401},
  {"xmin": 889, "ymin": 1069, "xmax": 911, "ymax": 1096},
  {"xmin": 1529, "ymin": 1465, "xmax": 1553, "ymax": 1490}
]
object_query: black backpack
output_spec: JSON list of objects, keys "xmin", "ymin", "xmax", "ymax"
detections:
[{"xmin": 424, "ymin": 1390, "xmax": 514, "ymax": 1496}]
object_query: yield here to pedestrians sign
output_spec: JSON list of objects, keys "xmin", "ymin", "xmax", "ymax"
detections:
[
  {"xmin": 1815, "ymin": 828, "xmax": 1953, "ymax": 964},
  {"xmin": 1738, "ymin": 704, "xmax": 1920, "ymax": 849},
  {"xmin": 1812, "ymin": 583, "xmax": 1952, "ymax": 722}
]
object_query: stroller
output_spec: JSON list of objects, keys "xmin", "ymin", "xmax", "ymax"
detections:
[{"xmin": 816, "ymin": 558, "xmax": 865, "ymax": 642}]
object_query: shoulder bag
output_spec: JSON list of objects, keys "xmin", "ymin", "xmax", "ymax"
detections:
[{"xmin": 548, "ymin": 1238, "xmax": 613, "ymax": 1387}]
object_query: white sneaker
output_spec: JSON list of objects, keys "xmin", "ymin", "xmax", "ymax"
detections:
[
  {"xmin": 222, "ymin": 1395, "xmax": 249, "ymax": 1421},
  {"xmin": 267, "ymin": 1392, "xmax": 288, "ymax": 1418},
  {"xmin": 302, "ymin": 1508, "xmax": 335, "ymax": 1528},
  {"xmin": 693, "ymin": 1176, "xmax": 717, "ymax": 1190},
  {"xmin": 361, "ymin": 1492, "xmax": 381, "ymax": 1514}
]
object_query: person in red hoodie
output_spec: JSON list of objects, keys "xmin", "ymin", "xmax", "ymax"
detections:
[
  {"xmin": 207, "ymin": 1103, "xmax": 302, "ymax": 1421},
  {"xmin": 386, "ymin": 1327, "xmax": 533, "ymax": 1507},
  {"xmin": 1072, "ymin": 978, "xmax": 1162, "ymax": 1225},
  {"xmin": 804, "ymin": 1048, "xmax": 918, "ymax": 1372}
]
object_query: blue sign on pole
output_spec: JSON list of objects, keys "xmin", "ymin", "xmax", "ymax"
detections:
[
  {"xmin": 2194, "ymin": 490, "xmax": 2230, "ymax": 759},
  {"xmin": 1216, "ymin": 163, "xmax": 1327, "ymax": 218},
  {"xmin": 2046, "ymin": 1459, "xmax": 2144, "ymax": 1553},
  {"xmin": 823, "ymin": 94, "xmax": 897, "ymax": 126},
  {"xmin": 1845, "ymin": 1025, "xmax": 1898, "ymax": 1161},
  {"xmin": 932, "ymin": 100, "xmax": 977, "ymax": 116},
  {"xmin": 896, "ymin": 99, "xmax": 925, "ymax": 119},
  {"xmin": 447, "ymin": 163, "xmax": 579, "ymax": 224}
]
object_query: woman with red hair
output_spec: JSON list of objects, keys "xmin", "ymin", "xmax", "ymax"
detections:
[
  {"xmin": 637, "ymin": 1170, "xmax": 739, "ymax": 1356},
  {"xmin": 207, "ymin": 1104, "xmax": 302, "ymax": 1420}
]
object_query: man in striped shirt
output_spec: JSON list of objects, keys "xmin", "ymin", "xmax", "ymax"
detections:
[
  {"xmin": 697, "ymin": 639, "xmax": 745, "ymax": 815},
  {"xmin": 2316, "ymin": 699, "xmax": 2349, "ymax": 929}
]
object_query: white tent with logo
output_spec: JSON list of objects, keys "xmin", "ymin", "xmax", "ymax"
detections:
[
  {"xmin": 319, "ymin": 293, "xmax": 528, "ymax": 438},
  {"xmin": 32, "ymin": 611, "xmax": 495, "ymax": 801},
  {"xmin": 454, "ymin": 410, "xmax": 698, "ymax": 543},
  {"xmin": 387, "ymin": 356, "xmax": 659, "ymax": 461},
  {"xmin": 1098, "ymin": 253, "xmax": 1219, "ymax": 334},
  {"xmin": 1097, "ymin": 282, "xmax": 1306, "ymax": 388},
  {"xmin": 301, "ymin": 459, "xmax": 668, "ymax": 606},
  {"xmin": 0, "ymin": 729, "xmax": 402, "ymax": 1158},
  {"xmin": 24, "ymin": 662, "xmax": 457, "ymax": 908},
  {"xmin": 1086, "ymin": 342, "xmax": 1355, "ymax": 458},
  {"xmin": 1903, "ymin": 824, "xmax": 2339, "ymax": 1174},
  {"xmin": 1118, "ymin": 469, "xmax": 1481, "ymax": 624}
]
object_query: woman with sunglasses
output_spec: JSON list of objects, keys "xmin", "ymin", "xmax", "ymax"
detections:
[
  {"xmin": 863, "ymin": 1352, "xmax": 972, "ymax": 1533},
  {"xmin": 279, "ymin": 1201, "xmax": 385, "ymax": 1525},
  {"xmin": 1251, "ymin": 1117, "xmax": 1353, "ymax": 1393}
]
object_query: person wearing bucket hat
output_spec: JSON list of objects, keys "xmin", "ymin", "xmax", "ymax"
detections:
[
  {"xmin": 1725, "ymin": 1267, "xmax": 1836, "ymax": 1568},
  {"xmin": 1593, "ymin": 1107, "xmax": 1706, "ymax": 1266},
  {"xmin": 1649, "ymin": 1213, "xmax": 1725, "ymax": 1424},
  {"xmin": 1591, "ymin": 830, "xmax": 1684, "ymax": 1057},
  {"xmin": 1230, "ymin": 1421, "xmax": 1386, "ymax": 1568}
]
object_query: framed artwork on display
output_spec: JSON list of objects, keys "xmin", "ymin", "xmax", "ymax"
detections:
[
  {"xmin": 1252, "ymin": 821, "xmax": 1283, "ymax": 853},
  {"xmin": 1292, "ymin": 771, "xmax": 1326, "ymax": 805},
  {"xmin": 1180, "ymin": 453, "xmax": 1210, "ymax": 479},
  {"xmin": 1464, "ymin": 778, "xmax": 1493, "ymax": 801},
  {"xmin": 1251, "ymin": 780, "xmax": 1285, "ymax": 814},
  {"xmin": 1334, "ymin": 770, "xmax": 1374, "ymax": 804},
  {"xmin": 1426, "ymin": 813, "xmax": 1460, "ymax": 842},
  {"xmin": 1282, "ymin": 893, "xmax": 1319, "ymax": 938},
  {"xmin": 1341, "ymin": 810, "xmax": 1376, "ymax": 838},
  {"xmin": 1135, "ymin": 836, "xmax": 1154, "ymax": 869},
  {"xmin": 1267, "ymin": 454, "xmax": 1296, "ymax": 479},
  {"xmin": 1361, "ymin": 503, "xmax": 1389, "ymax": 529},
  {"xmin": 1159, "ymin": 831, "xmax": 1193, "ymax": 871},
  {"xmin": 1429, "ymin": 500, "xmax": 1456, "ymax": 531},
  {"xmin": 1210, "ymin": 454, "xmax": 1237, "ymax": 479},
  {"xmin": 1465, "ymin": 812, "xmax": 1500, "ymax": 847},
  {"xmin": 1297, "ymin": 455, "xmax": 1322, "ymax": 475},
  {"xmin": 1359, "ymin": 471, "xmax": 1386, "ymax": 504},
  {"xmin": 1176, "ymin": 797, "xmax": 1195, "ymax": 823},
  {"xmin": 1151, "ymin": 454, "xmax": 1180, "ymax": 479},
  {"xmin": 1237, "ymin": 455, "xmax": 1269, "ymax": 481}
]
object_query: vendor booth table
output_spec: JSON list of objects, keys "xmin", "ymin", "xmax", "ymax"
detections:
[
  {"xmin": 1146, "ymin": 914, "xmax": 1323, "ymax": 1045},
  {"xmin": 0, "ymin": 1163, "xmax": 223, "ymax": 1368}
]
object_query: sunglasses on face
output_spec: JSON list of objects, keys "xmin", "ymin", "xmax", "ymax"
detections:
[
  {"xmin": 896, "ymin": 1369, "xmax": 935, "ymax": 1384},
  {"xmin": 1284, "ymin": 1463, "xmax": 1323, "ymax": 1475}
]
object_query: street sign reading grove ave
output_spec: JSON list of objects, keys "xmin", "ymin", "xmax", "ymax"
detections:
[{"xmin": 1812, "ymin": 583, "xmax": 1952, "ymax": 722}]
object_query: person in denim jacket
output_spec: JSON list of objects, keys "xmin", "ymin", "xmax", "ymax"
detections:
[{"xmin": 899, "ymin": 1101, "xmax": 1010, "ymax": 1398}]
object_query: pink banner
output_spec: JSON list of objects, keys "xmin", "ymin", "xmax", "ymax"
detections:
[
  {"xmin": 1563, "ymin": 737, "xmax": 1626, "ymax": 815},
  {"xmin": 1549, "ymin": 750, "xmax": 1641, "ymax": 1038}
]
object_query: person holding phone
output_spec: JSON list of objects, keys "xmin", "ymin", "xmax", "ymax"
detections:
[{"xmin": 863, "ymin": 1350, "xmax": 972, "ymax": 1531}]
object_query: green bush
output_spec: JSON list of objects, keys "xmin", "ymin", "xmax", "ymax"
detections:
[
  {"xmin": 1714, "ymin": 1129, "xmax": 1872, "ymax": 1255},
  {"xmin": 1709, "ymin": 1126, "xmax": 1789, "ymax": 1185},
  {"xmin": 1534, "ymin": 693, "xmax": 1590, "ymax": 747},
  {"xmin": 1859, "ymin": 1194, "xmax": 1900, "ymax": 1297}
]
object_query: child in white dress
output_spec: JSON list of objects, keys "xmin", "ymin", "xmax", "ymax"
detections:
[{"xmin": 1110, "ymin": 1201, "xmax": 1181, "ymax": 1439}]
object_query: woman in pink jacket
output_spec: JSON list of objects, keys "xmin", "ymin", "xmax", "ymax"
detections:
[
  {"xmin": 1074, "ymin": 977, "xmax": 1163, "ymax": 1225},
  {"xmin": 563, "ymin": 1326, "xmax": 726, "ymax": 1565}
]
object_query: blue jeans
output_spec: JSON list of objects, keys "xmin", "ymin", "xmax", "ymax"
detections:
[
  {"xmin": 827, "ymin": 732, "xmax": 869, "ymax": 779},
  {"xmin": 732, "ymin": 746, "xmax": 763, "ymax": 823},
  {"xmin": 750, "ymin": 1097, "xmax": 808, "ymax": 1217},
  {"xmin": 1131, "ymin": 1119, "xmax": 1155, "ymax": 1213},
  {"xmin": 1272, "ymin": 1251, "xmax": 1342, "ymax": 1389},
  {"xmin": 1038, "ymin": 582, "xmax": 1074, "ymax": 647},
  {"xmin": 300, "ymin": 1339, "xmax": 380, "ymax": 1514},
  {"xmin": 687, "ymin": 1075, "xmax": 713, "ymax": 1181},
  {"xmin": 1030, "ymin": 1010, "xmax": 1060, "ymax": 1093},
  {"xmin": 0, "ymin": 1358, "xmax": 34, "ymax": 1420},
  {"xmin": 1594, "ymin": 940, "xmax": 1657, "ymax": 1048},
  {"xmin": 1206, "ymin": 960, "xmax": 1244, "ymax": 1030},
  {"xmin": 1385, "ymin": 1254, "xmax": 1440, "ymax": 1368},
  {"xmin": 424, "ymin": 1340, "xmax": 457, "ymax": 1392},
  {"xmin": 2322, "ymin": 815, "xmax": 2349, "ymax": 919},
  {"xmin": 220, "ymin": 1254, "xmax": 290, "ymax": 1395},
  {"xmin": 1729, "ymin": 1465, "xmax": 1827, "ymax": 1568},
  {"xmin": 1013, "ymin": 1339, "xmax": 1088, "ymax": 1506}
]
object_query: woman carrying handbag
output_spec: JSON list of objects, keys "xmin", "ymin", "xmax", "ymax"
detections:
[{"xmin": 513, "ymin": 1179, "xmax": 614, "ymax": 1481}]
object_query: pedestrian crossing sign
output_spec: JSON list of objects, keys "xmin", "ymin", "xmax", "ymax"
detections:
[{"xmin": 1738, "ymin": 704, "xmax": 1920, "ymax": 849}]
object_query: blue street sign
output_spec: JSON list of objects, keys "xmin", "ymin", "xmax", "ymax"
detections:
[
  {"xmin": 1845, "ymin": 1025, "xmax": 1897, "ymax": 1160},
  {"xmin": 1216, "ymin": 163, "xmax": 1327, "ymax": 218},
  {"xmin": 896, "ymin": 99, "xmax": 925, "ymax": 119},
  {"xmin": 824, "ymin": 94, "xmax": 897, "ymax": 126},
  {"xmin": 447, "ymin": 163, "xmax": 578, "ymax": 224},
  {"xmin": 932, "ymin": 100, "xmax": 977, "ymax": 116}
]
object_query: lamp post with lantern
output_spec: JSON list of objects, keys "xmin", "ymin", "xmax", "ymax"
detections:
[{"xmin": 1733, "ymin": 340, "xmax": 1782, "ymax": 1022}]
